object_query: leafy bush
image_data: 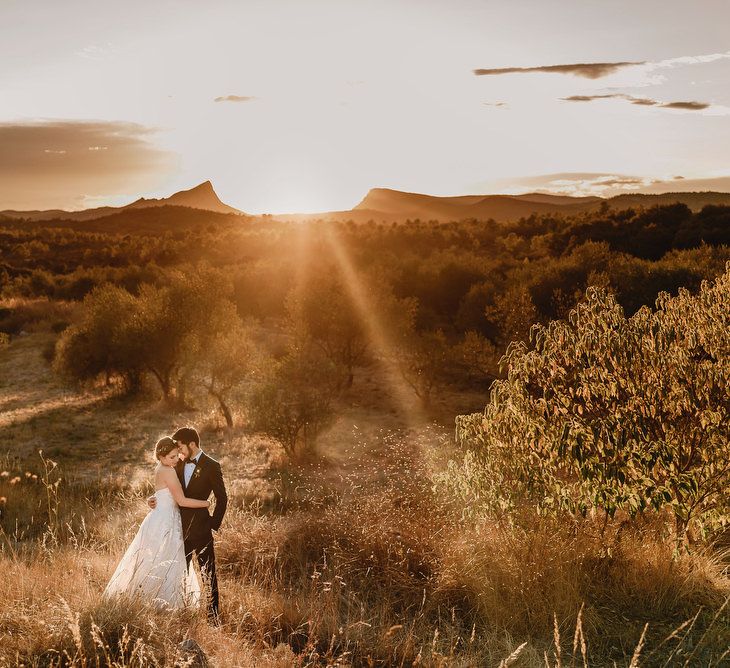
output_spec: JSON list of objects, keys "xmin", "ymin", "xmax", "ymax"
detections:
[{"xmin": 454, "ymin": 263, "xmax": 730, "ymax": 540}]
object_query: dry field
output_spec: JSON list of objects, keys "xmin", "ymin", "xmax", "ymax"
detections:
[{"xmin": 1, "ymin": 333, "xmax": 728, "ymax": 667}]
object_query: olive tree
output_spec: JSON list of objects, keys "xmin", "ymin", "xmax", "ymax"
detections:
[
  {"xmin": 247, "ymin": 343, "xmax": 343, "ymax": 460},
  {"xmin": 189, "ymin": 324, "xmax": 255, "ymax": 427},
  {"xmin": 454, "ymin": 330, "xmax": 500, "ymax": 383},
  {"xmin": 285, "ymin": 267, "xmax": 415, "ymax": 389},
  {"xmin": 396, "ymin": 328, "xmax": 451, "ymax": 406},
  {"xmin": 135, "ymin": 268, "xmax": 241, "ymax": 406},
  {"xmin": 54, "ymin": 266, "xmax": 249, "ymax": 407},
  {"xmin": 54, "ymin": 284, "xmax": 146, "ymax": 392},
  {"xmin": 484, "ymin": 285, "xmax": 538, "ymax": 348}
]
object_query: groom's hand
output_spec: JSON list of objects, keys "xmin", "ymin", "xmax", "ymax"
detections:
[{"xmin": 147, "ymin": 495, "xmax": 157, "ymax": 509}]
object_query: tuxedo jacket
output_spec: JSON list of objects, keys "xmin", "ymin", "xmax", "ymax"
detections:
[{"xmin": 175, "ymin": 453, "xmax": 228, "ymax": 544}]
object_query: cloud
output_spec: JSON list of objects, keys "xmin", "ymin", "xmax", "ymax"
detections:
[
  {"xmin": 474, "ymin": 51, "xmax": 730, "ymax": 81},
  {"xmin": 478, "ymin": 172, "xmax": 730, "ymax": 198},
  {"xmin": 561, "ymin": 93, "xmax": 711, "ymax": 111},
  {"xmin": 650, "ymin": 51, "xmax": 730, "ymax": 71},
  {"xmin": 75, "ymin": 43, "xmax": 116, "ymax": 60},
  {"xmin": 473, "ymin": 51, "xmax": 730, "ymax": 94},
  {"xmin": 474, "ymin": 61, "xmax": 644, "ymax": 79},
  {"xmin": 561, "ymin": 94, "xmax": 616, "ymax": 102},
  {"xmin": 214, "ymin": 95, "xmax": 256, "ymax": 103},
  {"xmin": 482, "ymin": 101, "xmax": 507, "ymax": 107},
  {"xmin": 539, "ymin": 173, "xmax": 651, "ymax": 195},
  {"xmin": 660, "ymin": 100, "xmax": 709, "ymax": 110},
  {"xmin": 589, "ymin": 176, "xmax": 644, "ymax": 187},
  {"xmin": 0, "ymin": 120, "xmax": 177, "ymax": 210}
]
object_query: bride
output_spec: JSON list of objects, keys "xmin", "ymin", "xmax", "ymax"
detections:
[{"xmin": 103, "ymin": 437, "xmax": 207, "ymax": 609}]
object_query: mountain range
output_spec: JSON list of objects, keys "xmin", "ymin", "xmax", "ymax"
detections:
[
  {"xmin": 274, "ymin": 188, "xmax": 730, "ymax": 223},
  {"xmin": 3, "ymin": 182, "xmax": 730, "ymax": 226}
]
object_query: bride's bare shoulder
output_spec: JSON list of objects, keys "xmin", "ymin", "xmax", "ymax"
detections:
[
  {"xmin": 154, "ymin": 463, "xmax": 173, "ymax": 481},
  {"xmin": 153, "ymin": 466, "xmax": 176, "ymax": 492}
]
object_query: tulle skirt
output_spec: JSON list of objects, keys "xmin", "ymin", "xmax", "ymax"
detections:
[{"xmin": 103, "ymin": 488, "xmax": 201, "ymax": 610}]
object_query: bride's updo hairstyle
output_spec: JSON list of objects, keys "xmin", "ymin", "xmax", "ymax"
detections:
[{"xmin": 154, "ymin": 437, "xmax": 178, "ymax": 461}]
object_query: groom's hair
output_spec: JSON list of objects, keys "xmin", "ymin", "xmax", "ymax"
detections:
[{"xmin": 172, "ymin": 426, "xmax": 200, "ymax": 447}]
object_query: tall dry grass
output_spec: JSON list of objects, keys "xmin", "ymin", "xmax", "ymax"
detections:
[
  {"xmin": 214, "ymin": 489, "xmax": 729, "ymax": 665},
  {"xmin": 1, "ymin": 440, "xmax": 728, "ymax": 666}
]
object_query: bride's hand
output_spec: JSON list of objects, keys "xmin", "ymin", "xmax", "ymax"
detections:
[{"xmin": 206, "ymin": 500, "xmax": 211, "ymax": 508}]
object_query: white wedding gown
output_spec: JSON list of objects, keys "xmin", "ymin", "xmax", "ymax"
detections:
[{"xmin": 103, "ymin": 487, "xmax": 201, "ymax": 610}]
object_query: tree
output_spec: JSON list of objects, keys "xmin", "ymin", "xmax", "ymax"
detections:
[
  {"xmin": 248, "ymin": 343, "xmax": 343, "ymax": 460},
  {"xmin": 396, "ymin": 328, "xmax": 450, "ymax": 406},
  {"xmin": 454, "ymin": 330, "xmax": 500, "ymax": 383},
  {"xmin": 54, "ymin": 266, "xmax": 248, "ymax": 407},
  {"xmin": 133, "ymin": 268, "xmax": 240, "ymax": 406},
  {"xmin": 484, "ymin": 286, "xmax": 538, "ymax": 348},
  {"xmin": 455, "ymin": 263, "xmax": 730, "ymax": 541},
  {"xmin": 191, "ymin": 324, "xmax": 254, "ymax": 427},
  {"xmin": 54, "ymin": 284, "xmax": 146, "ymax": 392},
  {"xmin": 285, "ymin": 267, "xmax": 414, "ymax": 389}
]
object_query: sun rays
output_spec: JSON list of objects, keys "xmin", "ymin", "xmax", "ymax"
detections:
[
  {"xmin": 284, "ymin": 219, "xmax": 426, "ymax": 431},
  {"xmin": 319, "ymin": 224, "xmax": 426, "ymax": 431}
]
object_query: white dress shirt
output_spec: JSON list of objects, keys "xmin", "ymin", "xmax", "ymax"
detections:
[{"xmin": 183, "ymin": 450, "xmax": 203, "ymax": 488}]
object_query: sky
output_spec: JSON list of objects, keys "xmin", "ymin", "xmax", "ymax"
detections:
[{"xmin": 1, "ymin": 0, "xmax": 730, "ymax": 213}]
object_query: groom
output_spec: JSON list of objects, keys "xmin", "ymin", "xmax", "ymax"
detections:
[{"xmin": 148, "ymin": 426, "xmax": 227, "ymax": 622}]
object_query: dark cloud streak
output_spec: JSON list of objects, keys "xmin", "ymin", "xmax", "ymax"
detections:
[
  {"xmin": 474, "ymin": 61, "xmax": 644, "ymax": 79},
  {"xmin": 561, "ymin": 93, "xmax": 710, "ymax": 110},
  {"xmin": 661, "ymin": 100, "xmax": 709, "ymax": 110}
]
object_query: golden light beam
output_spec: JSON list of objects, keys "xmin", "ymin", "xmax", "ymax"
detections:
[
  {"xmin": 290, "ymin": 221, "xmax": 314, "ymax": 306},
  {"xmin": 320, "ymin": 223, "xmax": 426, "ymax": 431}
]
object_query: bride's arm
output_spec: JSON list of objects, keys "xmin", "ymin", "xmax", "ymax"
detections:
[{"xmin": 160, "ymin": 469, "xmax": 210, "ymax": 509}]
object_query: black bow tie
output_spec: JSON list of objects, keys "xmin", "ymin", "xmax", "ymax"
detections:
[{"xmin": 185, "ymin": 458, "xmax": 198, "ymax": 465}]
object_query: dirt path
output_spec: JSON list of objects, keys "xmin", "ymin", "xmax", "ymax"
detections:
[{"xmin": 0, "ymin": 334, "xmax": 192, "ymax": 480}]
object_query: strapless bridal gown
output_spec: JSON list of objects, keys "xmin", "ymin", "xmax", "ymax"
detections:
[{"xmin": 103, "ymin": 487, "xmax": 201, "ymax": 609}]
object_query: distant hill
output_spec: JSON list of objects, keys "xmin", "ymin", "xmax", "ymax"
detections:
[
  {"xmin": 510, "ymin": 192, "xmax": 603, "ymax": 206},
  {"xmin": 0, "ymin": 181, "xmax": 243, "ymax": 222},
  {"xmin": 270, "ymin": 188, "xmax": 730, "ymax": 224},
  {"xmin": 344, "ymin": 188, "xmax": 730, "ymax": 222},
  {"xmin": 124, "ymin": 181, "xmax": 241, "ymax": 215},
  {"xmin": 602, "ymin": 191, "xmax": 730, "ymax": 210},
  {"xmin": 0, "ymin": 205, "xmax": 248, "ymax": 235}
]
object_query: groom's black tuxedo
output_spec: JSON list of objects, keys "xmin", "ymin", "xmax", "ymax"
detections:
[
  {"xmin": 175, "ymin": 452, "xmax": 227, "ymax": 620},
  {"xmin": 175, "ymin": 453, "xmax": 227, "ymax": 539}
]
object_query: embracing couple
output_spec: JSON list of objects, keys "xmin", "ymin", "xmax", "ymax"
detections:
[{"xmin": 103, "ymin": 427, "xmax": 228, "ymax": 624}]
